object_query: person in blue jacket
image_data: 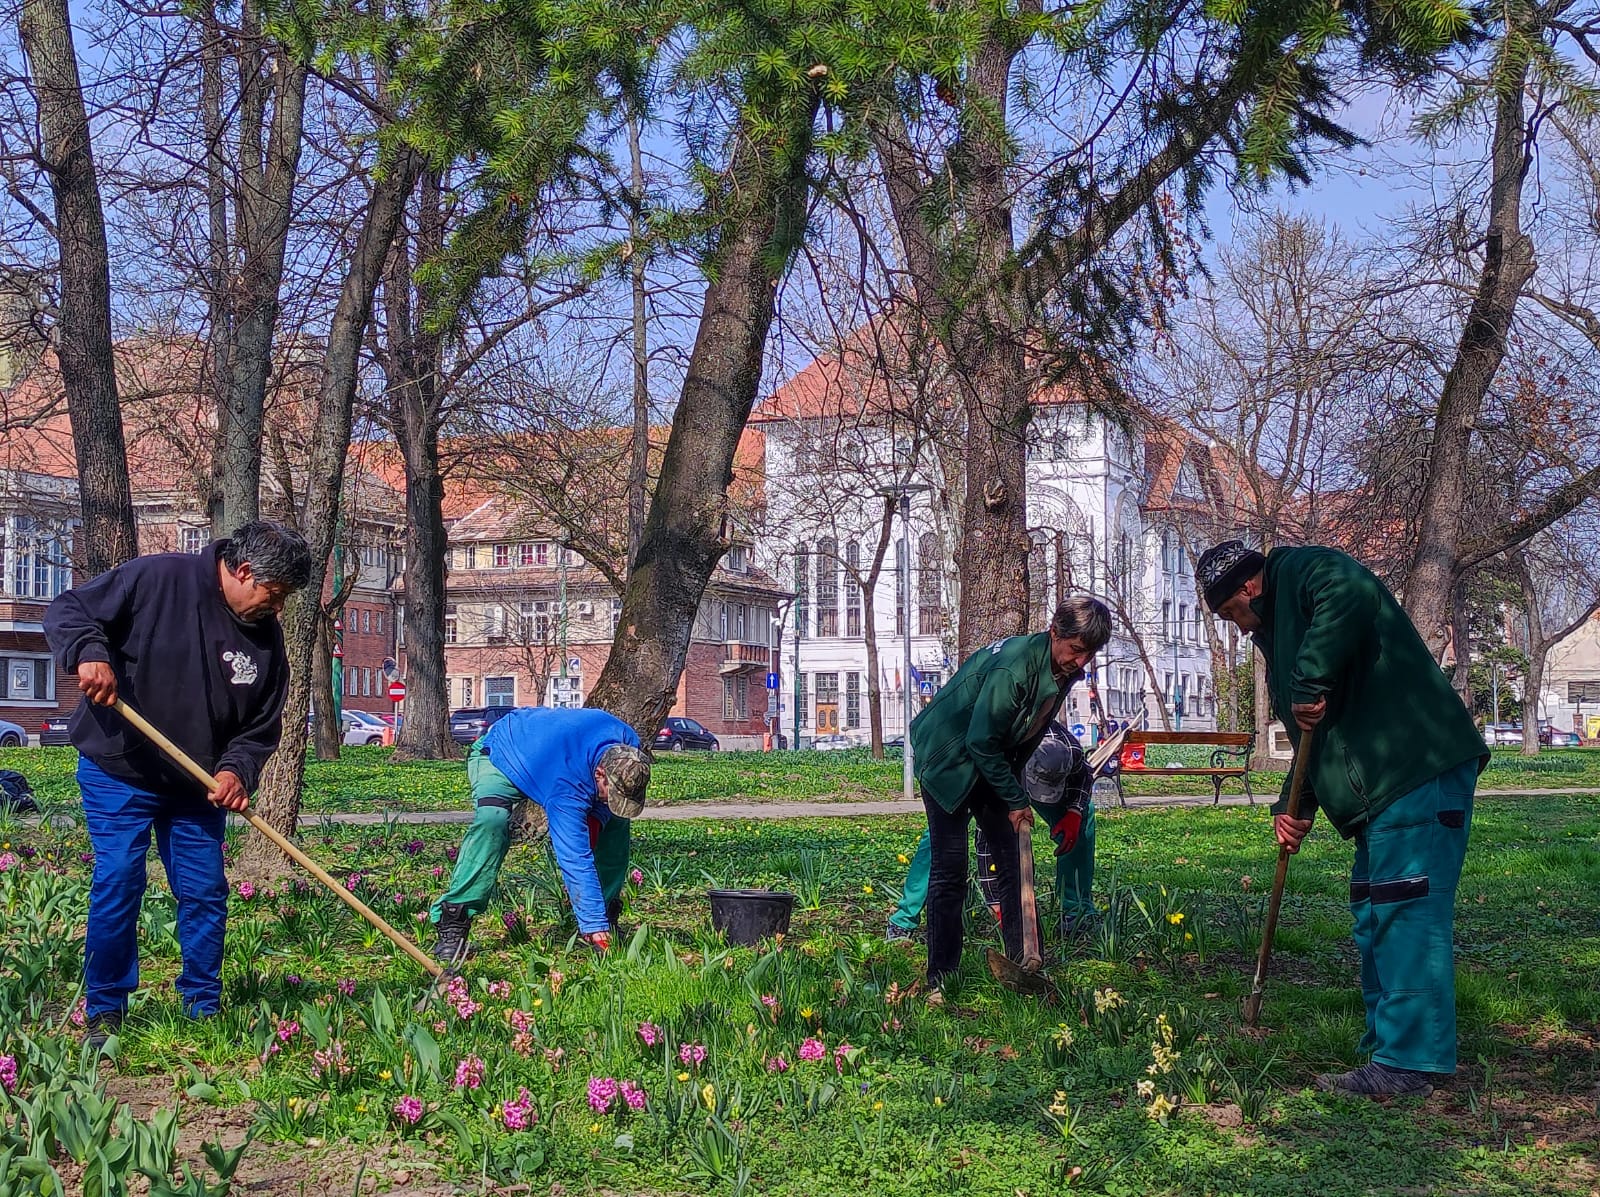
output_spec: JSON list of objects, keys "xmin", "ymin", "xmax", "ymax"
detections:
[
  {"xmin": 44, "ymin": 520, "xmax": 312, "ymax": 1048},
  {"xmin": 429, "ymin": 706, "xmax": 651, "ymax": 963}
]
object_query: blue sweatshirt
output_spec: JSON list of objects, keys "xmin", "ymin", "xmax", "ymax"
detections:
[
  {"xmin": 482, "ymin": 706, "xmax": 640, "ymax": 933},
  {"xmin": 44, "ymin": 543, "xmax": 291, "ymax": 796}
]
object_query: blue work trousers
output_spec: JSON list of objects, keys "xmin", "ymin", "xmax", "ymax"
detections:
[{"xmin": 79, "ymin": 757, "xmax": 228, "ymax": 1018}]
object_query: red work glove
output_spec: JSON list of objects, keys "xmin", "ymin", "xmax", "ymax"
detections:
[
  {"xmin": 1051, "ymin": 809, "xmax": 1083, "ymax": 856},
  {"xmin": 584, "ymin": 930, "xmax": 612, "ymax": 954}
]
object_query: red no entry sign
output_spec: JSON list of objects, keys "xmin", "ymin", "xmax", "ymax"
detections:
[{"xmin": 387, "ymin": 680, "xmax": 407, "ymax": 701}]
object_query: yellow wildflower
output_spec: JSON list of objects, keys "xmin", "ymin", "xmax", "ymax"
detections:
[
  {"xmin": 933, "ymin": 1095, "xmax": 944, "ymax": 1107},
  {"xmin": 532, "ymin": 997, "xmax": 543, "ymax": 1007},
  {"xmin": 701, "ymin": 1083, "xmax": 716, "ymax": 1111},
  {"xmin": 896, "ymin": 854, "xmax": 908, "ymax": 865},
  {"xmin": 1048, "ymin": 1091, "xmax": 1070, "ymax": 1117},
  {"xmin": 677, "ymin": 1071, "xmax": 690, "ymax": 1083},
  {"xmin": 589, "ymin": 1122, "xmax": 601, "ymax": 1133},
  {"xmin": 379, "ymin": 1070, "xmax": 392, "ymax": 1081},
  {"xmin": 862, "ymin": 885, "xmax": 874, "ymax": 895},
  {"xmin": 873, "ymin": 1101, "xmax": 883, "ymax": 1111},
  {"xmin": 1167, "ymin": 912, "xmax": 1184, "ymax": 925}
]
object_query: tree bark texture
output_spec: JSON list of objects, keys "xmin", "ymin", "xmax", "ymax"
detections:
[
  {"xmin": 627, "ymin": 118, "xmax": 650, "ymax": 571},
  {"xmin": 1401, "ymin": 31, "xmax": 1536, "ymax": 654},
  {"xmin": 384, "ymin": 171, "xmax": 459, "ymax": 762},
  {"xmin": 209, "ymin": 1, "xmax": 307, "ymax": 533},
  {"xmin": 242, "ymin": 149, "xmax": 423, "ymax": 875},
  {"xmin": 18, "ymin": 0, "xmax": 139, "ymax": 574},
  {"xmin": 587, "ymin": 100, "xmax": 820, "ymax": 739}
]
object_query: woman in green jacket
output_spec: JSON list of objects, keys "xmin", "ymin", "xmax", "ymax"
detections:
[
  {"xmin": 910, "ymin": 597, "xmax": 1112, "ymax": 991},
  {"xmin": 1198, "ymin": 541, "xmax": 1487, "ymax": 1098}
]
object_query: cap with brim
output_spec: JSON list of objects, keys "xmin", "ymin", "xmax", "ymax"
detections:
[{"xmin": 602, "ymin": 745, "xmax": 651, "ymax": 818}]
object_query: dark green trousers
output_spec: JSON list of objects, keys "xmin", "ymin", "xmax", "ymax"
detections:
[{"xmin": 1351, "ymin": 759, "xmax": 1476, "ymax": 1074}]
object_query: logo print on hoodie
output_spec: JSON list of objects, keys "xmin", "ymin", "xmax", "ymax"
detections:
[{"xmin": 223, "ymin": 650, "xmax": 259, "ymax": 686}]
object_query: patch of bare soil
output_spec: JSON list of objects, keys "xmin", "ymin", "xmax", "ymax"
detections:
[
  {"xmin": 103, "ymin": 1073, "xmax": 458, "ymax": 1196},
  {"xmin": 1197, "ymin": 1100, "xmax": 1263, "ymax": 1147}
]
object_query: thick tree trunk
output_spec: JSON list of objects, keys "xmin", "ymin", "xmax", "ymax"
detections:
[
  {"xmin": 213, "ymin": 8, "xmax": 307, "ymax": 533},
  {"xmin": 587, "ymin": 101, "xmax": 820, "ymax": 738},
  {"xmin": 241, "ymin": 149, "xmax": 422, "ymax": 876},
  {"xmin": 384, "ymin": 171, "xmax": 459, "ymax": 762},
  {"xmin": 18, "ymin": 0, "xmax": 139, "ymax": 573},
  {"xmin": 1401, "ymin": 35, "xmax": 1536, "ymax": 653}
]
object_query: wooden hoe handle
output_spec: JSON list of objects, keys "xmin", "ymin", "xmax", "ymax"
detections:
[
  {"xmin": 112, "ymin": 699, "xmax": 442, "ymax": 978},
  {"xmin": 1242, "ymin": 735, "xmax": 1313, "ymax": 1026}
]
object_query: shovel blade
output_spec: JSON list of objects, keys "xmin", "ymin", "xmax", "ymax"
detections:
[{"xmin": 986, "ymin": 947, "xmax": 1049, "ymax": 995}]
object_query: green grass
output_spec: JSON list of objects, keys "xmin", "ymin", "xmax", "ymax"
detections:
[
  {"xmin": 0, "ymin": 792, "xmax": 1595, "ymax": 1194},
  {"xmin": 7, "ymin": 744, "xmax": 1600, "ymax": 816}
]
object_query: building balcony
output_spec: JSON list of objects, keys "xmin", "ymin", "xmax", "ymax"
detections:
[{"xmin": 721, "ymin": 640, "xmax": 773, "ymax": 674}]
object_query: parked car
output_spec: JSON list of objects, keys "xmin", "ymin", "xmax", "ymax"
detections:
[
  {"xmin": 1547, "ymin": 727, "xmax": 1582, "ymax": 748},
  {"xmin": 1484, "ymin": 723, "xmax": 1523, "ymax": 747},
  {"xmin": 0, "ymin": 718, "xmax": 26, "ymax": 748},
  {"xmin": 450, "ymin": 705, "xmax": 517, "ymax": 745},
  {"xmin": 811, "ymin": 734, "xmax": 855, "ymax": 752},
  {"xmin": 39, "ymin": 715, "xmax": 72, "ymax": 747},
  {"xmin": 654, "ymin": 717, "xmax": 719, "ymax": 752},
  {"xmin": 343, "ymin": 710, "xmax": 391, "ymax": 746}
]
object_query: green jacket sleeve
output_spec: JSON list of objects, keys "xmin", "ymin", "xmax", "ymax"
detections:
[
  {"xmin": 965, "ymin": 666, "xmax": 1032, "ymax": 810},
  {"xmin": 1290, "ymin": 552, "xmax": 1381, "ymax": 705}
]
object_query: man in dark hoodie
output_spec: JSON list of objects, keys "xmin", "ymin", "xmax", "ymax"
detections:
[
  {"xmin": 1197, "ymin": 540, "xmax": 1487, "ymax": 1098},
  {"xmin": 46, "ymin": 520, "xmax": 312, "ymax": 1047}
]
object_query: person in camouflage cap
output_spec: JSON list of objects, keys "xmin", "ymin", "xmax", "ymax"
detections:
[{"xmin": 430, "ymin": 707, "xmax": 651, "ymax": 964}]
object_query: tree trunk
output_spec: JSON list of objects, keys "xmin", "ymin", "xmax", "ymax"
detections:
[
  {"xmin": 18, "ymin": 0, "xmax": 139, "ymax": 573},
  {"xmin": 310, "ymin": 613, "xmax": 341, "ymax": 760},
  {"xmin": 1401, "ymin": 31, "xmax": 1536, "ymax": 653},
  {"xmin": 213, "ymin": 7, "xmax": 307, "ymax": 533},
  {"xmin": 627, "ymin": 118, "xmax": 650, "ymax": 570},
  {"xmin": 587, "ymin": 100, "xmax": 821, "ymax": 738},
  {"xmin": 857, "ymin": 496, "xmax": 896, "ymax": 757},
  {"xmin": 1450, "ymin": 576, "xmax": 1474, "ymax": 710},
  {"xmin": 383, "ymin": 170, "xmax": 459, "ymax": 762},
  {"xmin": 241, "ymin": 149, "xmax": 422, "ymax": 876}
]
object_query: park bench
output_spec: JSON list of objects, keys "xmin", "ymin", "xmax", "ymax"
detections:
[{"xmin": 1111, "ymin": 731, "xmax": 1256, "ymax": 807}]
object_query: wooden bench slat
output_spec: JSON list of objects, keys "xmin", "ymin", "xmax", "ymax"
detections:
[
  {"xmin": 1122, "ymin": 767, "xmax": 1247, "ymax": 776},
  {"xmin": 1127, "ymin": 731, "xmax": 1253, "ymax": 746}
]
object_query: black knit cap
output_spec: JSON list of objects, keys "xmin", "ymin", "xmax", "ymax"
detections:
[{"xmin": 1197, "ymin": 540, "xmax": 1266, "ymax": 612}]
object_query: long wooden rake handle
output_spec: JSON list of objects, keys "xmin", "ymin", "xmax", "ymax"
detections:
[
  {"xmin": 113, "ymin": 699, "xmax": 442, "ymax": 978},
  {"xmin": 1242, "ymin": 731, "xmax": 1314, "ymax": 1027},
  {"xmin": 1017, "ymin": 822, "xmax": 1042, "ymax": 971}
]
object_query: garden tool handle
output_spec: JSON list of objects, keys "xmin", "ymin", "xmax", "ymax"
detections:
[
  {"xmin": 1243, "ymin": 733, "xmax": 1313, "ymax": 1026},
  {"xmin": 112, "ymin": 699, "xmax": 442, "ymax": 978},
  {"xmin": 1017, "ymin": 822, "xmax": 1042, "ymax": 971}
]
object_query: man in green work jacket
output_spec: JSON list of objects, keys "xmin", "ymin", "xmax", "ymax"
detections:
[
  {"xmin": 910, "ymin": 596, "xmax": 1112, "ymax": 991},
  {"xmin": 1197, "ymin": 541, "xmax": 1487, "ymax": 1098}
]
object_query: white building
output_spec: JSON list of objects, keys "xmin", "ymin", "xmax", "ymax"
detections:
[{"xmin": 751, "ymin": 326, "xmax": 1219, "ymax": 746}]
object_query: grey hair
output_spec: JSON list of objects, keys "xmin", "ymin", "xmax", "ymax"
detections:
[
  {"xmin": 1050, "ymin": 596, "xmax": 1113, "ymax": 652},
  {"xmin": 221, "ymin": 520, "xmax": 313, "ymax": 591}
]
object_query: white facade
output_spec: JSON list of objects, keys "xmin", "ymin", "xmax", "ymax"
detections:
[{"xmin": 757, "ymin": 401, "xmax": 1217, "ymax": 746}]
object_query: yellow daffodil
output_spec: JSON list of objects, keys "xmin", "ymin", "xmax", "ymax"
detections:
[
  {"xmin": 862, "ymin": 885, "xmax": 873, "ymax": 895},
  {"xmin": 1167, "ymin": 912, "xmax": 1185, "ymax": 925}
]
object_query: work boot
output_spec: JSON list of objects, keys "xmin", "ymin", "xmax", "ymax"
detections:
[
  {"xmin": 1315, "ymin": 1061, "xmax": 1437, "ymax": 1099},
  {"xmin": 885, "ymin": 922, "xmax": 918, "ymax": 943},
  {"xmin": 85, "ymin": 1010, "xmax": 124, "ymax": 1054},
  {"xmin": 434, "ymin": 903, "xmax": 473, "ymax": 966}
]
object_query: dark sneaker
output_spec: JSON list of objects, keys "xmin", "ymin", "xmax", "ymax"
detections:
[
  {"xmin": 434, "ymin": 902, "xmax": 474, "ymax": 966},
  {"xmin": 1316, "ymin": 1061, "xmax": 1437, "ymax": 1098},
  {"xmin": 885, "ymin": 923, "xmax": 917, "ymax": 942},
  {"xmin": 85, "ymin": 1010, "xmax": 124, "ymax": 1054}
]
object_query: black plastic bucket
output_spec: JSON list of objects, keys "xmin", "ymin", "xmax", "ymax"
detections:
[{"xmin": 707, "ymin": 889, "xmax": 796, "ymax": 946}]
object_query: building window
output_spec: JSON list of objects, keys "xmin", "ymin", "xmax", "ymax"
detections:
[
  {"xmin": 815, "ymin": 672, "xmax": 839, "ymax": 734},
  {"xmin": 494, "ymin": 544, "xmax": 511, "ymax": 568},
  {"xmin": 362, "ymin": 609, "xmax": 371, "ymax": 634},
  {"xmin": 0, "ymin": 656, "xmax": 53, "ymax": 701},
  {"xmin": 180, "ymin": 527, "xmax": 205, "ymax": 554},
  {"xmin": 485, "ymin": 676, "xmax": 515, "ymax": 707},
  {"xmin": 376, "ymin": 610, "xmax": 384, "ymax": 636},
  {"xmin": 1177, "ymin": 604, "xmax": 1187, "ymax": 643},
  {"xmin": 444, "ymin": 605, "xmax": 458, "ymax": 645},
  {"xmin": 734, "ymin": 603, "xmax": 747, "ymax": 641},
  {"xmin": 816, "ymin": 538, "xmax": 839, "ymax": 636},
  {"xmin": 517, "ymin": 543, "xmax": 536, "ymax": 567},
  {"xmin": 723, "ymin": 674, "xmax": 748, "ymax": 720},
  {"xmin": 459, "ymin": 676, "xmax": 474, "ymax": 707},
  {"xmin": 1162, "ymin": 600, "xmax": 1171, "ymax": 639},
  {"xmin": 797, "ymin": 673, "xmax": 808, "ymax": 729},
  {"xmin": 534, "ymin": 542, "xmax": 550, "ymax": 566},
  {"xmin": 917, "ymin": 532, "xmax": 940, "ymax": 636},
  {"xmin": 363, "ymin": 668, "xmax": 373, "ymax": 697},
  {"xmin": 726, "ymin": 544, "xmax": 747, "ymax": 573},
  {"xmin": 794, "ymin": 546, "xmax": 809, "ymax": 640},
  {"xmin": 8, "ymin": 516, "xmax": 71, "ymax": 600},
  {"xmin": 845, "ymin": 672, "xmax": 860, "ymax": 729},
  {"xmin": 845, "ymin": 541, "xmax": 861, "ymax": 638}
]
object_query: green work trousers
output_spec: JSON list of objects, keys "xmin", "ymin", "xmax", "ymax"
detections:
[
  {"xmin": 1351, "ymin": 759, "xmax": 1476, "ymax": 1075},
  {"xmin": 889, "ymin": 802, "xmax": 1095, "ymax": 930},
  {"xmin": 429, "ymin": 742, "xmax": 631, "ymax": 925}
]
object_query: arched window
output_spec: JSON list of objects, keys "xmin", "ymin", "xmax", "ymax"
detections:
[
  {"xmin": 816, "ymin": 538, "xmax": 839, "ymax": 636},
  {"xmin": 845, "ymin": 541, "xmax": 862, "ymax": 637}
]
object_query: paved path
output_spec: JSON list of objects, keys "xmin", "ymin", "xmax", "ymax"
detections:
[{"xmin": 297, "ymin": 786, "xmax": 1598, "ymax": 827}]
